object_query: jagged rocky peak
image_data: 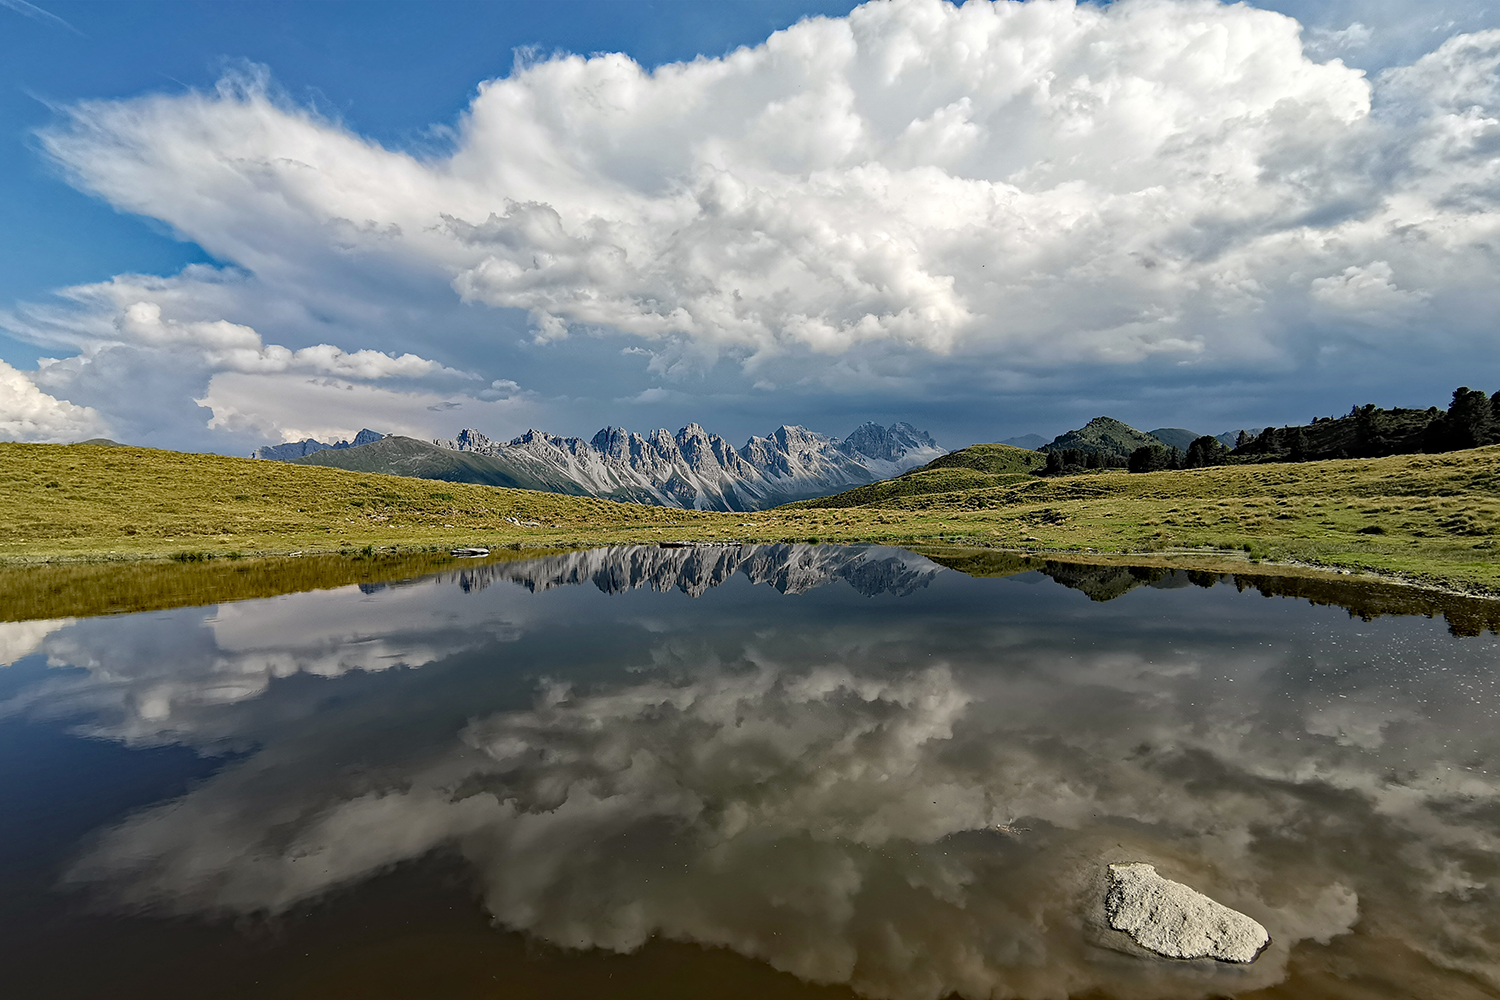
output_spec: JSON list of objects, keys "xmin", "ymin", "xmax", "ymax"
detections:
[
  {"xmin": 449, "ymin": 428, "xmax": 496, "ymax": 452},
  {"xmin": 675, "ymin": 422, "xmax": 713, "ymax": 463},
  {"xmin": 772, "ymin": 423, "xmax": 836, "ymax": 452},
  {"xmin": 590, "ymin": 426, "xmax": 641, "ymax": 460},
  {"xmin": 841, "ymin": 421, "xmax": 938, "ymax": 461},
  {"xmin": 253, "ymin": 428, "xmax": 384, "ymax": 461},
  {"xmin": 674, "ymin": 423, "xmax": 749, "ymax": 473}
]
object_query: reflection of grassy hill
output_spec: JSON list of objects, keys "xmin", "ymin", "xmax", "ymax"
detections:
[
  {"xmin": 914, "ymin": 552, "xmax": 1500, "ymax": 634},
  {"xmin": 290, "ymin": 435, "xmax": 590, "ymax": 494},
  {"xmin": 0, "ymin": 547, "xmax": 564, "ymax": 621},
  {"xmin": 1034, "ymin": 562, "xmax": 1170, "ymax": 601}
]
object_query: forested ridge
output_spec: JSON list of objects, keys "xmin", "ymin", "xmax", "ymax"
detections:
[{"xmin": 1041, "ymin": 387, "xmax": 1500, "ymax": 475}]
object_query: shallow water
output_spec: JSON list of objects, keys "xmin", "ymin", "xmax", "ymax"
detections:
[{"xmin": 2, "ymin": 544, "xmax": 1498, "ymax": 999}]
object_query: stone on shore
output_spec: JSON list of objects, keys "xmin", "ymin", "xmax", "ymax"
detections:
[{"xmin": 1104, "ymin": 862, "xmax": 1269, "ymax": 964}]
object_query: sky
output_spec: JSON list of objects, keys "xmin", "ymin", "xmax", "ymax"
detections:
[{"xmin": 0, "ymin": 0, "xmax": 1497, "ymax": 454}]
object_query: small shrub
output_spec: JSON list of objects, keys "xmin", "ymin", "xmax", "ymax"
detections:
[
  {"xmin": 1357, "ymin": 525, "xmax": 1386, "ymax": 535},
  {"xmin": 429, "ymin": 492, "xmax": 455, "ymax": 501}
]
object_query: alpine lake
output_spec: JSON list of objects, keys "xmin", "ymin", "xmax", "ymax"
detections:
[{"xmin": 3, "ymin": 543, "xmax": 1499, "ymax": 1000}]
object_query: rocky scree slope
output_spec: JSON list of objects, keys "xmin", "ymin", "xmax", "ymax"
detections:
[{"xmin": 290, "ymin": 435, "xmax": 595, "ymax": 494}]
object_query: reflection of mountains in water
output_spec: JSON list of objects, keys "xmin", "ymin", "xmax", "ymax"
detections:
[
  {"xmin": 418, "ymin": 542, "xmax": 1500, "ymax": 633},
  {"xmin": 449, "ymin": 544, "xmax": 944, "ymax": 598}
]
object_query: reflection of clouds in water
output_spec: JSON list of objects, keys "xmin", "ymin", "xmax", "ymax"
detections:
[
  {"xmin": 0, "ymin": 618, "xmax": 73, "ymax": 666},
  {"xmin": 65, "ymin": 628, "xmax": 1500, "ymax": 999},
  {"xmin": 0, "ymin": 586, "xmax": 517, "ymax": 746}
]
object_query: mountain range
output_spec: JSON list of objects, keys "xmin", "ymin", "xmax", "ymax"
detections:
[
  {"xmin": 282, "ymin": 420, "xmax": 943, "ymax": 512},
  {"xmin": 253, "ymin": 428, "xmax": 385, "ymax": 461}
]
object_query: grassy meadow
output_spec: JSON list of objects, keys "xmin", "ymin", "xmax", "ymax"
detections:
[{"xmin": 1, "ymin": 440, "xmax": 1498, "ymax": 598}]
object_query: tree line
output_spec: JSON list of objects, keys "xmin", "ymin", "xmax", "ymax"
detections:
[{"xmin": 1123, "ymin": 387, "xmax": 1500, "ymax": 473}]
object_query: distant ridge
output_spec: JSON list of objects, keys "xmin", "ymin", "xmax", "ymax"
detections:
[
  {"xmin": 1145, "ymin": 427, "xmax": 1200, "ymax": 451},
  {"xmin": 296, "ymin": 420, "xmax": 943, "ymax": 512},
  {"xmin": 999, "ymin": 433, "xmax": 1048, "ymax": 450},
  {"xmin": 254, "ymin": 428, "xmax": 384, "ymax": 461}
]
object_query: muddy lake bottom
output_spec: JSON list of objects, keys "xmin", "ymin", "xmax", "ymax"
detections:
[{"xmin": 2, "ymin": 544, "xmax": 1498, "ymax": 999}]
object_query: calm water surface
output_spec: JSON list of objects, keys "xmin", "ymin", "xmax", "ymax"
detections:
[{"xmin": 2, "ymin": 544, "xmax": 1498, "ymax": 1000}]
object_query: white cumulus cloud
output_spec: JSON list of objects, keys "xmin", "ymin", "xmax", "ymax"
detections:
[
  {"xmin": 197, "ymin": 369, "xmax": 541, "ymax": 446},
  {"xmin": 0, "ymin": 359, "xmax": 109, "ymax": 442},
  {"xmin": 3, "ymin": 270, "xmax": 513, "ymax": 449},
  {"xmin": 116, "ymin": 301, "xmax": 449, "ymax": 378}
]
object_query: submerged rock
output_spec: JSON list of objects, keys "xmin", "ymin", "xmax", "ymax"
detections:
[{"xmin": 1104, "ymin": 863, "xmax": 1269, "ymax": 964}]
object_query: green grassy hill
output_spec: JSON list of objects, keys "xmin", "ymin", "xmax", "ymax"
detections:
[
  {"xmin": 1046, "ymin": 416, "xmax": 1164, "ymax": 460},
  {"xmin": 785, "ymin": 443, "xmax": 1044, "ymax": 509},
  {"xmin": 907, "ymin": 442, "xmax": 1046, "ymax": 475},
  {"xmin": 0, "ymin": 441, "xmax": 733, "ymax": 562},
  {"xmin": 781, "ymin": 468, "xmax": 1012, "ymax": 509},
  {"xmin": 784, "ymin": 445, "xmax": 1500, "ymax": 592}
]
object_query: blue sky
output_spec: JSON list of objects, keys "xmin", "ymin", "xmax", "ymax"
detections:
[
  {"xmin": 0, "ymin": 1, "xmax": 862, "ymax": 365},
  {"xmin": 2, "ymin": 0, "xmax": 1498, "ymax": 452}
]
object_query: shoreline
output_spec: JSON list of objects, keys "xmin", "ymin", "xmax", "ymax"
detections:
[
  {"xmin": 0, "ymin": 533, "xmax": 1485, "ymax": 592},
  {"xmin": 3, "ymin": 440, "xmax": 1497, "ymax": 603},
  {"xmin": 3, "ymin": 535, "xmax": 1496, "ymax": 619}
]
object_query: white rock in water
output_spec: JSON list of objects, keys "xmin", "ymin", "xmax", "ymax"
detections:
[{"xmin": 1104, "ymin": 863, "xmax": 1269, "ymax": 964}]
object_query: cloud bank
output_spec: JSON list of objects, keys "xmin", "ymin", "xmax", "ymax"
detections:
[{"xmin": 6, "ymin": 0, "xmax": 1500, "ymax": 446}]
